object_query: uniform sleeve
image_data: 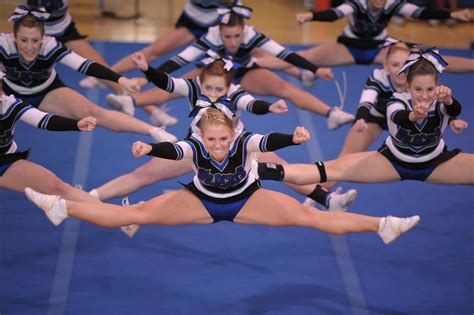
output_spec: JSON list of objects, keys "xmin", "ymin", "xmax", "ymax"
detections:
[
  {"xmin": 398, "ymin": 3, "xmax": 450, "ymax": 20},
  {"xmin": 156, "ymin": 41, "xmax": 208, "ymax": 73},
  {"xmin": 146, "ymin": 141, "xmax": 193, "ymax": 160},
  {"xmin": 142, "ymin": 67, "xmax": 190, "ymax": 96},
  {"xmin": 59, "ymin": 52, "xmax": 121, "ymax": 82},
  {"xmin": 312, "ymin": 3, "xmax": 354, "ymax": 21},
  {"xmin": 258, "ymin": 37, "xmax": 318, "ymax": 72},
  {"xmin": 387, "ymin": 99, "xmax": 412, "ymax": 128},
  {"xmin": 19, "ymin": 106, "xmax": 80, "ymax": 131},
  {"xmin": 442, "ymin": 98, "xmax": 462, "ymax": 117},
  {"xmin": 229, "ymin": 88, "xmax": 271, "ymax": 115},
  {"xmin": 246, "ymin": 133, "xmax": 298, "ymax": 153}
]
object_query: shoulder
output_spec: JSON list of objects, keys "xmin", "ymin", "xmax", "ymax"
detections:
[
  {"xmin": 39, "ymin": 35, "xmax": 65, "ymax": 57},
  {"xmin": 1, "ymin": 94, "xmax": 24, "ymax": 115},
  {"xmin": 0, "ymin": 33, "xmax": 17, "ymax": 56},
  {"xmin": 369, "ymin": 68, "xmax": 391, "ymax": 89},
  {"xmin": 203, "ymin": 26, "xmax": 222, "ymax": 44},
  {"xmin": 241, "ymin": 25, "xmax": 261, "ymax": 44},
  {"xmin": 388, "ymin": 91, "xmax": 410, "ymax": 108}
]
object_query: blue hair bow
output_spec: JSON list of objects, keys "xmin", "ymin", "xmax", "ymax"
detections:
[
  {"xmin": 397, "ymin": 48, "xmax": 448, "ymax": 75},
  {"xmin": 8, "ymin": 5, "xmax": 50, "ymax": 22},
  {"xmin": 198, "ymin": 50, "xmax": 242, "ymax": 72},
  {"xmin": 217, "ymin": 3, "xmax": 253, "ymax": 24}
]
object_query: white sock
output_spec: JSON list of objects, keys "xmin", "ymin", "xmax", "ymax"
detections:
[
  {"xmin": 89, "ymin": 189, "xmax": 101, "ymax": 200},
  {"xmin": 378, "ymin": 217, "xmax": 386, "ymax": 233}
]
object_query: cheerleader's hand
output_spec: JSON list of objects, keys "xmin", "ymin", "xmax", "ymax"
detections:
[
  {"xmin": 118, "ymin": 77, "xmax": 140, "ymax": 94},
  {"xmin": 293, "ymin": 126, "xmax": 310, "ymax": 144},
  {"xmin": 132, "ymin": 141, "xmax": 152, "ymax": 158},
  {"xmin": 449, "ymin": 119, "xmax": 468, "ymax": 134},
  {"xmin": 269, "ymin": 99, "xmax": 288, "ymax": 114},
  {"xmin": 451, "ymin": 9, "xmax": 471, "ymax": 22},
  {"xmin": 77, "ymin": 116, "xmax": 97, "ymax": 132},
  {"xmin": 316, "ymin": 67, "xmax": 334, "ymax": 80},
  {"xmin": 412, "ymin": 101, "xmax": 430, "ymax": 121},
  {"xmin": 296, "ymin": 12, "xmax": 313, "ymax": 25},
  {"xmin": 130, "ymin": 52, "xmax": 149, "ymax": 71},
  {"xmin": 436, "ymin": 85, "xmax": 453, "ymax": 105},
  {"xmin": 354, "ymin": 118, "xmax": 368, "ymax": 132}
]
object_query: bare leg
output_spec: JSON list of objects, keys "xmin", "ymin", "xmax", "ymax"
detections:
[
  {"xmin": 257, "ymin": 152, "xmax": 316, "ymax": 195},
  {"xmin": 324, "ymin": 123, "xmax": 383, "ymax": 189},
  {"xmin": 95, "ymin": 158, "xmax": 193, "ymax": 200},
  {"xmin": 240, "ymin": 68, "xmax": 331, "ymax": 115},
  {"xmin": 443, "ymin": 55, "xmax": 474, "ymax": 73},
  {"xmin": 281, "ymin": 151, "xmax": 400, "ymax": 185},
  {"xmin": 65, "ymin": 39, "xmax": 124, "ymax": 93},
  {"xmin": 39, "ymin": 88, "xmax": 155, "ymax": 135},
  {"xmin": 298, "ymin": 43, "xmax": 356, "ymax": 67},
  {"xmin": 235, "ymin": 189, "xmax": 379, "ymax": 234},
  {"xmin": 66, "ymin": 189, "xmax": 212, "ymax": 227},
  {"xmin": 111, "ymin": 27, "xmax": 196, "ymax": 74},
  {"xmin": 0, "ymin": 160, "xmax": 98, "ymax": 203},
  {"xmin": 426, "ymin": 153, "xmax": 474, "ymax": 184}
]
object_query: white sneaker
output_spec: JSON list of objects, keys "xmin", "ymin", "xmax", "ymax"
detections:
[
  {"xmin": 24, "ymin": 187, "xmax": 68, "ymax": 226},
  {"xmin": 378, "ymin": 215, "xmax": 420, "ymax": 244},
  {"xmin": 327, "ymin": 106, "xmax": 355, "ymax": 130},
  {"xmin": 300, "ymin": 69, "xmax": 316, "ymax": 88},
  {"xmin": 327, "ymin": 188, "xmax": 358, "ymax": 211},
  {"xmin": 302, "ymin": 197, "xmax": 316, "ymax": 207},
  {"xmin": 150, "ymin": 127, "xmax": 178, "ymax": 143},
  {"xmin": 79, "ymin": 76, "xmax": 106, "ymax": 89},
  {"xmin": 119, "ymin": 197, "xmax": 141, "ymax": 238},
  {"xmin": 106, "ymin": 93, "xmax": 136, "ymax": 116},
  {"xmin": 150, "ymin": 104, "xmax": 178, "ymax": 127}
]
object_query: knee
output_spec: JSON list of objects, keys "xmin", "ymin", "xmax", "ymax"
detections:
[
  {"xmin": 46, "ymin": 177, "xmax": 76, "ymax": 198},
  {"xmin": 132, "ymin": 202, "xmax": 154, "ymax": 224},
  {"xmin": 132, "ymin": 164, "xmax": 162, "ymax": 184}
]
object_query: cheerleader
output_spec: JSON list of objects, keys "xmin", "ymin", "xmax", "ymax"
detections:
[
  {"xmin": 25, "ymin": 107, "xmax": 420, "ymax": 245},
  {"xmin": 106, "ymin": 6, "xmax": 355, "ymax": 130},
  {"xmin": 257, "ymin": 49, "xmax": 474, "ymax": 186},
  {"xmin": 0, "ymin": 70, "xmax": 98, "ymax": 202},
  {"xmin": 1, "ymin": 6, "xmax": 176, "ymax": 142},
  {"xmin": 295, "ymin": 0, "xmax": 474, "ymax": 72}
]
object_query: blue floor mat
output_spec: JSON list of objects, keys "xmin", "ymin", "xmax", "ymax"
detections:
[{"xmin": 0, "ymin": 42, "xmax": 473, "ymax": 314}]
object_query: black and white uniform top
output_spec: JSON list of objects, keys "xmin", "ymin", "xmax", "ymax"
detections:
[
  {"xmin": 385, "ymin": 92, "xmax": 461, "ymax": 163},
  {"xmin": 157, "ymin": 25, "xmax": 318, "ymax": 74},
  {"xmin": 358, "ymin": 68, "xmax": 405, "ymax": 119},
  {"xmin": 0, "ymin": 93, "xmax": 79, "ymax": 161},
  {"xmin": 26, "ymin": 0, "xmax": 71, "ymax": 37},
  {"xmin": 312, "ymin": 0, "xmax": 452, "ymax": 41},
  {"xmin": 141, "ymin": 66, "xmax": 275, "ymax": 135},
  {"xmin": 184, "ymin": 0, "xmax": 221, "ymax": 28},
  {"xmin": 0, "ymin": 33, "xmax": 121, "ymax": 95},
  {"xmin": 146, "ymin": 131, "xmax": 298, "ymax": 202}
]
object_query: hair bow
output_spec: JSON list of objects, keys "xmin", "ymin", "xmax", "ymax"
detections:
[
  {"xmin": 397, "ymin": 48, "xmax": 448, "ymax": 75},
  {"xmin": 379, "ymin": 37, "xmax": 417, "ymax": 49},
  {"xmin": 8, "ymin": 5, "xmax": 50, "ymax": 22},
  {"xmin": 198, "ymin": 50, "xmax": 241, "ymax": 71},
  {"xmin": 217, "ymin": 3, "xmax": 253, "ymax": 24},
  {"xmin": 190, "ymin": 96, "xmax": 236, "ymax": 130}
]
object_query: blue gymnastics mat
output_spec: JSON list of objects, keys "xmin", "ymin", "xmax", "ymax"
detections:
[{"xmin": 0, "ymin": 42, "xmax": 473, "ymax": 315}]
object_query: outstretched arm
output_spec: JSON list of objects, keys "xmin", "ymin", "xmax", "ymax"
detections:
[{"xmin": 19, "ymin": 102, "xmax": 96, "ymax": 132}]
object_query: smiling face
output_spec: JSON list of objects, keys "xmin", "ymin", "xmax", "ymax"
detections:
[
  {"xmin": 384, "ymin": 46, "xmax": 410, "ymax": 89},
  {"xmin": 14, "ymin": 25, "xmax": 43, "ymax": 63},
  {"xmin": 201, "ymin": 122, "xmax": 235, "ymax": 162},
  {"xmin": 368, "ymin": 0, "xmax": 387, "ymax": 12},
  {"xmin": 220, "ymin": 24, "xmax": 244, "ymax": 54},
  {"xmin": 201, "ymin": 74, "xmax": 229, "ymax": 102},
  {"xmin": 407, "ymin": 74, "xmax": 437, "ymax": 107}
]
